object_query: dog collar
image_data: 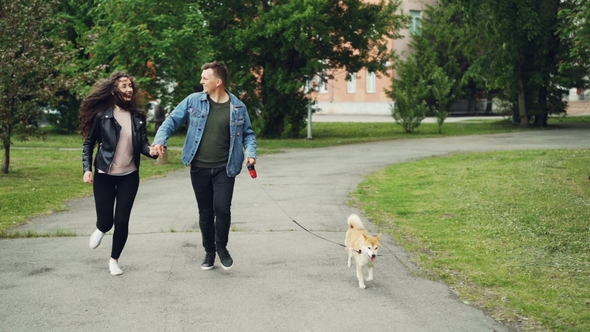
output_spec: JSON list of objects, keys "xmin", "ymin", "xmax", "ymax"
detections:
[{"xmin": 348, "ymin": 247, "xmax": 361, "ymax": 254}]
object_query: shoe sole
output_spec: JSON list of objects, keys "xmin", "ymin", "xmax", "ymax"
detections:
[
  {"xmin": 201, "ymin": 265, "xmax": 214, "ymax": 271},
  {"xmin": 220, "ymin": 263, "xmax": 233, "ymax": 270},
  {"xmin": 109, "ymin": 261, "xmax": 123, "ymax": 275}
]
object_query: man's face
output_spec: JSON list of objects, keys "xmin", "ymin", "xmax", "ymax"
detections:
[
  {"xmin": 200, "ymin": 68, "xmax": 219, "ymax": 94},
  {"xmin": 116, "ymin": 77, "xmax": 133, "ymax": 101}
]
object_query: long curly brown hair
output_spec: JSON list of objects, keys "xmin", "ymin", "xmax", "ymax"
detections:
[{"xmin": 78, "ymin": 72, "xmax": 144, "ymax": 138}]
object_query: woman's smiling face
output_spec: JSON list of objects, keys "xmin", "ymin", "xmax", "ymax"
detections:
[{"xmin": 116, "ymin": 77, "xmax": 133, "ymax": 101}]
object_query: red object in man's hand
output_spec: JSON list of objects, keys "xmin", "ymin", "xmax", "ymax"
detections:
[{"xmin": 247, "ymin": 163, "xmax": 257, "ymax": 179}]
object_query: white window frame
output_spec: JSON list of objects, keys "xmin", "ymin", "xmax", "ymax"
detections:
[
  {"xmin": 347, "ymin": 73, "xmax": 357, "ymax": 93},
  {"xmin": 366, "ymin": 70, "xmax": 376, "ymax": 94},
  {"xmin": 317, "ymin": 75, "xmax": 328, "ymax": 94},
  {"xmin": 410, "ymin": 10, "xmax": 422, "ymax": 35}
]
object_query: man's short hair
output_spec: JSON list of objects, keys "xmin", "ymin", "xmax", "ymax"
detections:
[{"xmin": 201, "ymin": 62, "xmax": 228, "ymax": 85}]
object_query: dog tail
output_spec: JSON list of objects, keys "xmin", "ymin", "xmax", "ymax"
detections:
[{"xmin": 347, "ymin": 214, "xmax": 365, "ymax": 230}]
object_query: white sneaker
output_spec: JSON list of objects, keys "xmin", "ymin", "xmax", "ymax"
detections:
[
  {"xmin": 109, "ymin": 259, "xmax": 123, "ymax": 276},
  {"xmin": 89, "ymin": 229, "xmax": 104, "ymax": 249}
]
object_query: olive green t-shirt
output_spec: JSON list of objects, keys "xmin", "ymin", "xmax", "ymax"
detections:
[{"xmin": 192, "ymin": 96, "xmax": 231, "ymax": 168}]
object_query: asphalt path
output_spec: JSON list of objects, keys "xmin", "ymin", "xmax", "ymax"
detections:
[{"xmin": 2, "ymin": 122, "xmax": 589, "ymax": 332}]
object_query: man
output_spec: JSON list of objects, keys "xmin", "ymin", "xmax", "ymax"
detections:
[{"xmin": 151, "ymin": 62, "xmax": 257, "ymax": 270}]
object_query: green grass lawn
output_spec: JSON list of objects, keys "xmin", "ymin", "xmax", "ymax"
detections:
[
  {"xmin": 2, "ymin": 116, "xmax": 588, "ymax": 232},
  {"xmin": 352, "ymin": 148, "xmax": 590, "ymax": 332},
  {"xmin": 0, "ymin": 148, "xmax": 185, "ymax": 232}
]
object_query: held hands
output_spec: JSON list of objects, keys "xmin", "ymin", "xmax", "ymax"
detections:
[
  {"xmin": 150, "ymin": 144, "xmax": 166, "ymax": 158},
  {"xmin": 84, "ymin": 145, "xmax": 163, "ymax": 184}
]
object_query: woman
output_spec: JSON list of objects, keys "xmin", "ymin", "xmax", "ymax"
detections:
[{"xmin": 79, "ymin": 72, "xmax": 156, "ymax": 276}]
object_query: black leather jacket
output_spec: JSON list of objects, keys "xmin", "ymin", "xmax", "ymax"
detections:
[{"xmin": 82, "ymin": 108, "xmax": 155, "ymax": 174}]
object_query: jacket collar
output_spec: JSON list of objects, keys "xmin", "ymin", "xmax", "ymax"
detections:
[
  {"xmin": 102, "ymin": 107, "xmax": 114, "ymax": 118},
  {"xmin": 103, "ymin": 107, "xmax": 140, "ymax": 119},
  {"xmin": 199, "ymin": 89, "xmax": 240, "ymax": 107}
]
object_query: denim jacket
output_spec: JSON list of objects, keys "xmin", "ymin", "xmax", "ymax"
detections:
[{"xmin": 153, "ymin": 91, "xmax": 257, "ymax": 177}]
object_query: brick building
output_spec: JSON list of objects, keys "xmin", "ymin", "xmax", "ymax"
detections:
[{"xmin": 311, "ymin": 0, "xmax": 437, "ymax": 115}]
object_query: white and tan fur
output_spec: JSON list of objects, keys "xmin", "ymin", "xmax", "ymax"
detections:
[{"xmin": 345, "ymin": 214, "xmax": 382, "ymax": 289}]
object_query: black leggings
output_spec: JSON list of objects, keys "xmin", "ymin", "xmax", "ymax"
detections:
[{"xmin": 93, "ymin": 171, "xmax": 139, "ymax": 259}]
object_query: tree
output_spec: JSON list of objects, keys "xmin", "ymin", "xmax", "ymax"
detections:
[
  {"xmin": 431, "ymin": 67, "xmax": 455, "ymax": 134},
  {"xmin": 0, "ymin": 0, "xmax": 74, "ymax": 173},
  {"xmin": 459, "ymin": 0, "xmax": 568, "ymax": 126},
  {"xmin": 197, "ymin": 0, "xmax": 407, "ymax": 138},
  {"xmin": 44, "ymin": 0, "xmax": 102, "ymax": 134},
  {"xmin": 409, "ymin": 1, "xmax": 484, "ymax": 115},
  {"xmin": 389, "ymin": 56, "xmax": 428, "ymax": 133},
  {"xmin": 557, "ymin": 0, "xmax": 590, "ymax": 89},
  {"xmin": 86, "ymin": 0, "xmax": 210, "ymax": 109}
]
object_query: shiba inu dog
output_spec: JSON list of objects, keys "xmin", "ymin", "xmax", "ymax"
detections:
[{"xmin": 345, "ymin": 214, "xmax": 382, "ymax": 289}]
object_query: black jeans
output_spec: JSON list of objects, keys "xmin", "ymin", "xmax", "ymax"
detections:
[
  {"xmin": 190, "ymin": 166, "xmax": 235, "ymax": 253},
  {"xmin": 93, "ymin": 171, "xmax": 139, "ymax": 259}
]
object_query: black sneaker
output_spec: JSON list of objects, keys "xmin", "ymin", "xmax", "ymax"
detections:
[
  {"xmin": 201, "ymin": 252, "xmax": 215, "ymax": 270},
  {"xmin": 217, "ymin": 248, "xmax": 233, "ymax": 270}
]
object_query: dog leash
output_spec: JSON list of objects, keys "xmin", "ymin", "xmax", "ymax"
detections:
[
  {"xmin": 290, "ymin": 218, "xmax": 360, "ymax": 254},
  {"xmin": 250, "ymin": 174, "xmax": 361, "ymax": 254}
]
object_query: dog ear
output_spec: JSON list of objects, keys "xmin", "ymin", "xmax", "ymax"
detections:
[
  {"xmin": 376, "ymin": 234, "xmax": 382, "ymax": 240},
  {"xmin": 362, "ymin": 233, "xmax": 368, "ymax": 239}
]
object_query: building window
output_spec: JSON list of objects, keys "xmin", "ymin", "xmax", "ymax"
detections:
[
  {"xmin": 366, "ymin": 71, "xmax": 376, "ymax": 93},
  {"xmin": 410, "ymin": 10, "xmax": 422, "ymax": 35},
  {"xmin": 316, "ymin": 76, "xmax": 328, "ymax": 93},
  {"xmin": 347, "ymin": 73, "xmax": 356, "ymax": 93},
  {"xmin": 308, "ymin": 75, "xmax": 328, "ymax": 94},
  {"xmin": 317, "ymin": 76, "xmax": 328, "ymax": 94},
  {"xmin": 303, "ymin": 80, "xmax": 314, "ymax": 93}
]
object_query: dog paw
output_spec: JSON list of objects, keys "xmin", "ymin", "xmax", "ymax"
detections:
[
  {"xmin": 359, "ymin": 284, "xmax": 366, "ymax": 289},
  {"xmin": 366, "ymin": 277, "xmax": 373, "ymax": 281}
]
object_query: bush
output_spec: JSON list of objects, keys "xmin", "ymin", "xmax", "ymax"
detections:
[{"xmin": 389, "ymin": 56, "xmax": 428, "ymax": 133}]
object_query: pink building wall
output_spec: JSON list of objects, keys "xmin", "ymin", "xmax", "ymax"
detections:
[{"xmin": 311, "ymin": 0, "xmax": 437, "ymax": 115}]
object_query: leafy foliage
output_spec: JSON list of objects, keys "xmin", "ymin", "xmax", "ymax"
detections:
[
  {"xmin": 198, "ymin": 0, "xmax": 407, "ymax": 138},
  {"xmin": 430, "ymin": 67, "xmax": 455, "ymax": 133},
  {"xmin": 0, "ymin": 0, "xmax": 74, "ymax": 173},
  {"xmin": 86, "ymin": 0, "xmax": 210, "ymax": 109},
  {"xmin": 410, "ymin": 1, "xmax": 482, "ymax": 106},
  {"xmin": 557, "ymin": 0, "xmax": 590, "ymax": 86},
  {"xmin": 458, "ymin": 0, "xmax": 570, "ymax": 126},
  {"xmin": 389, "ymin": 57, "xmax": 427, "ymax": 133},
  {"xmin": 43, "ymin": 0, "xmax": 103, "ymax": 133}
]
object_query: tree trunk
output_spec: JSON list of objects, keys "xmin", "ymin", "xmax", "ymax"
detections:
[
  {"xmin": 2, "ymin": 121, "xmax": 12, "ymax": 173},
  {"xmin": 516, "ymin": 57, "xmax": 528, "ymax": 126},
  {"xmin": 260, "ymin": 75, "xmax": 286, "ymax": 138},
  {"xmin": 2, "ymin": 139, "xmax": 10, "ymax": 174},
  {"xmin": 517, "ymin": 78, "xmax": 528, "ymax": 126},
  {"xmin": 535, "ymin": 85, "xmax": 549, "ymax": 126},
  {"xmin": 262, "ymin": 112, "xmax": 285, "ymax": 138},
  {"xmin": 533, "ymin": 0, "xmax": 558, "ymax": 127}
]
